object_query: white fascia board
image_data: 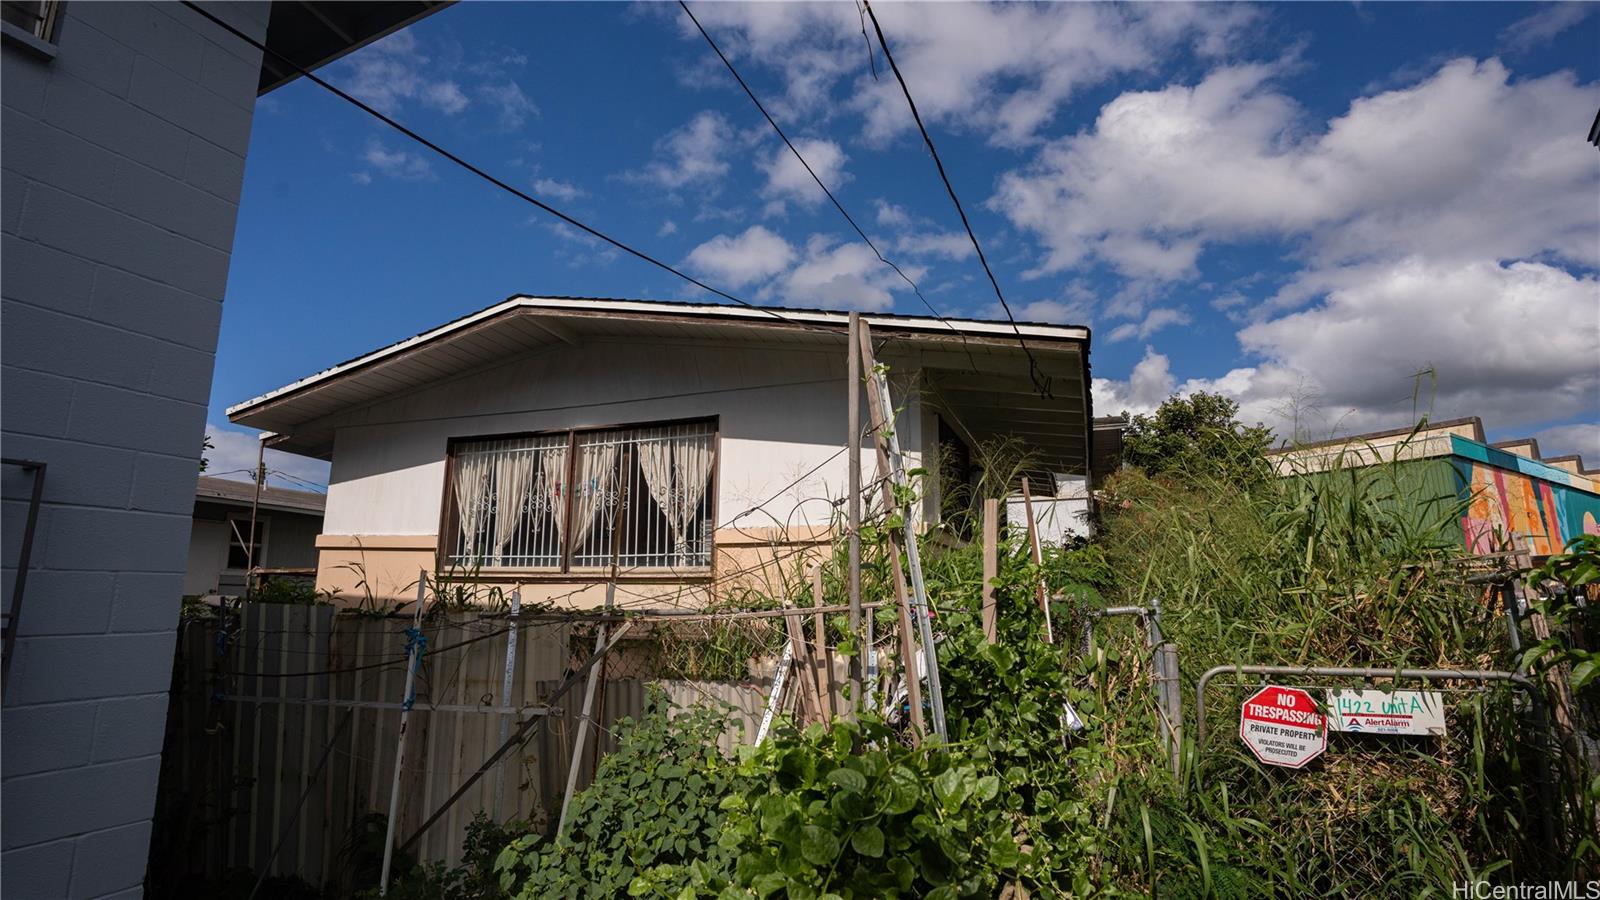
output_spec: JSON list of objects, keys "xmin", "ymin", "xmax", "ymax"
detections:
[{"xmin": 227, "ymin": 296, "xmax": 1090, "ymax": 419}]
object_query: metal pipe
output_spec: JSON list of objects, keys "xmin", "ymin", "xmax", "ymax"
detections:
[
  {"xmin": 379, "ymin": 577, "xmax": 428, "ymax": 895},
  {"xmin": 1, "ymin": 458, "xmax": 46, "ymax": 702},
  {"xmin": 1194, "ymin": 665, "xmax": 1540, "ymax": 745},
  {"xmin": 493, "ymin": 589, "xmax": 522, "ymax": 819},
  {"xmin": 245, "ymin": 436, "xmax": 266, "ymax": 597},
  {"xmin": 222, "ymin": 696, "xmax": 554, "ymax": 716}
]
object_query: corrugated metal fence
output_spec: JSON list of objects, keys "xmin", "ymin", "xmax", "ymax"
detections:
[{"xmin": 152, "ymin": 602, "xmax": 781, "ymax": 889}]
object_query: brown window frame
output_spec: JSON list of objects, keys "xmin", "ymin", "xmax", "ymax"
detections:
[{"xmin": 436, "ymin": 415, "xmax": 720, "ymax": 581}]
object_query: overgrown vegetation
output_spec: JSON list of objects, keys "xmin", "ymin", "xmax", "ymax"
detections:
[{"xmin": 383, "ymin": 410, "xmax": 1595, "ymax": 898}]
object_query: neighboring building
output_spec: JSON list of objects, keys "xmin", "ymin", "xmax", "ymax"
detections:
[
  {"xmin": 226, "ymin": 296, "xmax": 1095, "ymax": 607},
  {"xmin": 1, "ymin": 4, "xmax": 440, "ymax": 896},
  {"xmin": 1269, "ymin": 417, "xmax": 1600, "ymax": 559},
  {"xmin": 184, "ymin": 475, "xmax": 324, "ymax": 598}
]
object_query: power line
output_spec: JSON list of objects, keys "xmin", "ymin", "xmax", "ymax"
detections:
[
  {"xmin": 678, "ymin": 0, "xmax": 977, "ymax": 372},
  {"xmin": 860, "ymin": 0, "xmax": 1053, "ymax": 400},
  {"xmin": 180, "ymin": 1, "xmax": 834, "ymax": 339}
]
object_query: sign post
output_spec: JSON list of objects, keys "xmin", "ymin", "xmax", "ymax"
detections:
[{"xmin": 1239, "ymin": 685, "xmax": 1326, "ymax": 769}]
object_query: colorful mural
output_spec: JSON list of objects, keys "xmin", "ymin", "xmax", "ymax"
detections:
[{"xmin": 1453, "ymin": 438, "xmax": 1600, "ymax": 557}]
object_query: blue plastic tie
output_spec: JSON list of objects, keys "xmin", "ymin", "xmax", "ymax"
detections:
[{"xmin": 402, "ymin": 626, "xmax": 428, "ymax": 711}]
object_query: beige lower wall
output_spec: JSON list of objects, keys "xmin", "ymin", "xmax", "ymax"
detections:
[{"xmin": 313, "ymin": 526, "xmax": 836, "ymax": 609}]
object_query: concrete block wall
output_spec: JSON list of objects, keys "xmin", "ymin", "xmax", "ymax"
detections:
[{"xmin": 2, "ymin": 3, "xmax": 267, "ymax": 896}]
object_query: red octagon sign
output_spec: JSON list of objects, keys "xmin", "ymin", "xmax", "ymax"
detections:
[{"xmin": 1239, "ymin": 685, "xmax": 1326, "ymax": 769}]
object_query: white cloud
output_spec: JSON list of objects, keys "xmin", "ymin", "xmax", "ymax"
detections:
[
  {"xmin": 480, "ymin": 81, "xmax": 538, "ymax": 130},
  {"xmin": 895, "ymin": 231, "xmax": 973, "ymax": 261},
  {"xmin": 338, "ymin": 30, "xmax": 430, "ymax": 114},
  {"xmin": 627, "ymin": 111, "xmax": 735, "ymax": 190},
  {"xmin": 204, "ymin": 425, "xmax": 330, "ymax": 492},
  {"xmin": 993, "ymin": 58, "xmax": 1599, "ymax": 281},
  {"xmin": 1092, "ymin": 346, "xmax": 1180, "ymax": 417},
  {"xmin": 542, "ymin": 222, "xmax": 620, "ymax": 268},
  {"xmin": 876, "ymin": 200, "xmax": 913, "ymax": 229},
  {"xmin": 1106, "ymin": 307, "xmax": 1191, "ymax": 342},
  {"xmin": 1500, "ymin": 3, "xmax": 1594, "ymax": 53},
  {"xmin": 361, "ymin": 138, "xmax": 433, "ymax": 181},
  {"xmin": 350, "ymin": 171, "xmax": 373, "ymax": 186},
  {"xmin": 1528, "ymin": 422, "xmax": 1600, "ymax": 461},
  {"xmin": 768, "ymin": 236, "xmax": 917, "ymax": 311},
  {"xmin": 336, "ymin": 31, "xmax": 486, "ymax": 119},
  {"xmin": 421, "ymin": 81, "xmax": 469, "ymax": 115},
  {"xmin": 672, "ymin": 2, "xmax": 1260, "ymax": 146},
  {"xmin": 1099, "ymin": 259, "xmax": 1600, "ymax": 440},
  {"xmin": 684, "ymin": 226, "xmax": 796, "ymax": 287},
  {"xmin": 759, "ymin": 138, "xmax": 849, "ymax": 213},
  {"xmin": 532, "ymin": 177, "xmax": 585, "ymax": 203},
  {"xmin": 658, "ymin": 219, "xmax": 679, "ymax": 237}
]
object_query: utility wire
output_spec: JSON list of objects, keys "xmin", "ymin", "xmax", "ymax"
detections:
[
  {"xmin": 180, "ymin": 1, "xmax": 833, "ymax": 338},
  {"xmin": 679, "ymin": 0, "xmax": 977, "ymax": 372},
  {"xmin": 860, "ymin": 0, "xmax": 1053, "ymax": 400}
]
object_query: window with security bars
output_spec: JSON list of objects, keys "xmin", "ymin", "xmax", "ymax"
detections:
[{"xmin": 446, "ymin": 420, "xmax": 716, "ymax": 572}]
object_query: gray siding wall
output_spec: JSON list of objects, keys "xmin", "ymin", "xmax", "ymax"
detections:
[{"xmin": 1, "ymin": 3, "xmax": 268, "ymax": 897}]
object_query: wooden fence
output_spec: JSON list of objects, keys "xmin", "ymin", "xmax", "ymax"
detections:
[{"xmin": 149, "ymin": 602, "xmax": 781, "ymax": 891}]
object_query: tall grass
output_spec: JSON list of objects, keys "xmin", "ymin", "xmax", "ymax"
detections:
[{"xmin": 1092, "ymin": 448, "xmax": 1593, "ymax": 893}]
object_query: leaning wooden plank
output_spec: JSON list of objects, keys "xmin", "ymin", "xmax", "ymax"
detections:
[
  {"xmin": 859, "ymin": 322, "xmax": 945, "ymax": 740},
  {"xmin": 399, "ymin": 620, "xmax": 636, "ymax": 856}
]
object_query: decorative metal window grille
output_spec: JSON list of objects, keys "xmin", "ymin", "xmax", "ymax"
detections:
[{"xmin": 448, "ymin": 421, "xmax": 715, "ymax": 572}]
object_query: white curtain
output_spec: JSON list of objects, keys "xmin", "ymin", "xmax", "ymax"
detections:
[
  {"xmin": 540, "ymin": 446, "xmax": 568, "ymax": 545},
  {"xmin": 637, "ymin": 437, "xmax": 676, "ymax": 539},
  {"xmin": 452, "ymin": 452, "xmax": 493, "ymax": 561},
  {"xmin": 670, "ymin": 436, "xmax": 714, "ymax": 561},
  {"xmin": 570, "ymin": 442, "xmax": 618, "ymax": 555},
  {"xmin": 492, "ymin": 450, "xmax": 537, "ymax": 561},
  {"xmin": 635, "ymin": 431, "xmax": 714, "ymax": 565}
]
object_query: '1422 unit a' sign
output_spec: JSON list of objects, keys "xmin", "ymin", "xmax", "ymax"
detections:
[{"xmin": 1324, "ymin": 689, "xmax": 1446, "ymax": 736}]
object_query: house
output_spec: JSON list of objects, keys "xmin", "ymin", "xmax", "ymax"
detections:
[
  {"xmin": 1, "ymin": 4, "xmax": 442, "ymax": 896},
  {"xmin": 226, "ymin": 296, "xmax": 1094, "ymax": 608},
  {"xmin": 1268, "ymin": 417, "xmax": 1600, "ymax": 559},
  {"xmin": 185, "ymin": 475, "xmax": 324, "ymax": 598}
]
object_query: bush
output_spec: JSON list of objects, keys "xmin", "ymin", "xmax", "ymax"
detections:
[{"xmin": 496, "ymin": 692, "xmax": 750, "ymax": 899}]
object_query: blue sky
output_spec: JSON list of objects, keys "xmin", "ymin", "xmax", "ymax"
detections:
[{"xmin": 205, "ymin": 1, "xmax": 1600, "ymax": 488}]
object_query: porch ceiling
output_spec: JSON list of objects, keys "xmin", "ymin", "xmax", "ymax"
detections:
[{"xmin": 923, "ymin": 363, "xmax": 1091, "ymax": 478}]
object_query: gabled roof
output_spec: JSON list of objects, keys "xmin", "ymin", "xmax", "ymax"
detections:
[
  {"xmin": 228, "ymin": 296, "xmax": 1094, "ymax": 464},
  {"xmin": 196, "ymin": 475, "xmax": 325, "ymax": 515}
]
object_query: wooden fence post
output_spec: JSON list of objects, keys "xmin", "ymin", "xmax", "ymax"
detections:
[{"xmin": 811, "ymin": 565, "xmax": 836, "ymax": 720}]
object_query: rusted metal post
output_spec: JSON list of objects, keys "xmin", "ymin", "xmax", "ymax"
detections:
[{"xmin": 981, "ymin": 498, "xmax": 998, "ymax": 644}]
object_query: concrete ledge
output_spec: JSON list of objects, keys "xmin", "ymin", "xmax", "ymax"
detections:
[{"xmin": 314, "ymin": 533, "xmax": 437, "ymax": 551}]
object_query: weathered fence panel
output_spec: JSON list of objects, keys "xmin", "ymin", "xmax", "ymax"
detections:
[{"xmin": 152, "ymin": 601, "xmax": 814, "ymax": 889}]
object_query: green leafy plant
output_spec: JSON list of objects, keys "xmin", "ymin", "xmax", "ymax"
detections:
[
  {"xmin": 1523, "ymin": 534, "xmax": 1600, "ymax": 693},
  {"xmin": 496, "ymin": 691, "xmax": 749, "ymax": 899}
]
